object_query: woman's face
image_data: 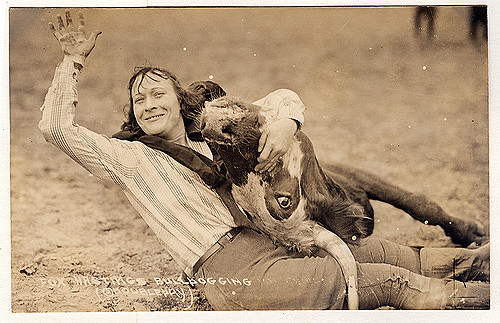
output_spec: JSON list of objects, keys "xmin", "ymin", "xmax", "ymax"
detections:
[{"xmin": 132, "ymin": 72, "xmax": 184, "ymax": 139}]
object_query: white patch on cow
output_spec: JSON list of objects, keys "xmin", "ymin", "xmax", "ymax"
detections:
[
  {"xmin": 207, "ymin": 105, "xmax": 247, "ymax": 123},
  {"xmin": 281, "ymin": 139, "xmax": 303, "ymax": 180},
  {"xmin": 232, "ymin": 172, "xmax": 316, "ymax": 253},
  {"xmin": 232, "ymin": 173, "xmax": 269, "ymax": 228},
  {"xmin": 274, "ymin": 198, "xmax": 316, "ymax": 253}
]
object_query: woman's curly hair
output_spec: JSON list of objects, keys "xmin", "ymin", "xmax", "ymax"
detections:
[{"xmin": 121, "ymin": 67, "xmax": 205, "ymax": 136}]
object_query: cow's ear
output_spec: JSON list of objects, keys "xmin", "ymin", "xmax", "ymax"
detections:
[
  {"xmin": 299, "ymin": 135, "xmax": 331, "ymax": 203},
  {"xmin": 298, "ymin": 133, "xmax": 374, "ymax": 243}
]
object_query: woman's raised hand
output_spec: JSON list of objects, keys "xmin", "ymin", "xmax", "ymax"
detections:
[{"xmin": 49, "ymin": 11, "xmax": 101, "ymax": 62}]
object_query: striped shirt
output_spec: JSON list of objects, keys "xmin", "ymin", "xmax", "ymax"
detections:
[{"xmin": 39, "ymin": 56, "xmax": 306, "ymax": 275}]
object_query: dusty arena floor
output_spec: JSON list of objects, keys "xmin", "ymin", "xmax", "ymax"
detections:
[{"xmin": 10, "ymin": 7, "xmax": 488, "ymax": 312}]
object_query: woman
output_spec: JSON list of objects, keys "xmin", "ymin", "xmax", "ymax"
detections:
[{"xmin": 40, "ymin": 11, "xmax": 489, "ymax": 310}]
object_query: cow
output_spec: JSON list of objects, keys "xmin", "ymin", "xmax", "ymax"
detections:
[
  {"xmin": 198, "ymin": 95, "xmax": 488, "ymax": 310},
  {"xmin": 199, "ymin": 96, "xmax": 487, "ymax": 249}
]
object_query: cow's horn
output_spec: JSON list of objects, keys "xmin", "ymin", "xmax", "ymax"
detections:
[{"xmin": 313, "ymin": 223, "xmax": 359, "ymax": 310}]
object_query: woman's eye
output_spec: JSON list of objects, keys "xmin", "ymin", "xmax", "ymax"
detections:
[
  {"xmin": 276, "ymin": 196, "xmax": 292, "ymax": 209},
  {"xmin": 154, "ymin": 92, "xmax": 164, "ymax": 98},
  {"xmin": 134, "ymin": 97, "xmax": 144, "ymax": 104}
]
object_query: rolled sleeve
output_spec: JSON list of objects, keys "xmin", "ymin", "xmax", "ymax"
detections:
[{"xmin": 253, "ymin": 89, "xmax": 306, "ymax": 126}]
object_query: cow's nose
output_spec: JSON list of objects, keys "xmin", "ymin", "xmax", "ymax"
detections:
[{"xmin": 221, "ymin": 121, "xmax": 235, "ymax": 135}]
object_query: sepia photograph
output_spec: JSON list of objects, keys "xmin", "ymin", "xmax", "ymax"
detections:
[{"xmin": 8, "ymin": 4, "xmax": 491, "ymax": 315}]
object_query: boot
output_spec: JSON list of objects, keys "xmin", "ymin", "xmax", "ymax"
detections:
[
  {"xmin": 420, "ymin": 242, "xmax": 489, "ymax": 282},
  {"xmin": 357, "ymin": 262, "xmax": 490, "ymax": 310},
  {"xmin": 443, "ymin": 280, "xmax": 490, "ymax": 309}
]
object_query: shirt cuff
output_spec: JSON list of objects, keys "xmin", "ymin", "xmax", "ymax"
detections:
[
  {"xmin": 53, "ymin": 56, "xmax": 83, "ymax": 85},
  {"xmin": 276, "ymin": 97, "xmax": 305, "ymax": 126},
  {"xmin": 276, "ymin": 102, "xmax": 305, "ymax": 126},
  {"xmin": 67, "ymin": 55, "xmax": 85, "ymax": 66},
  {"xmin": 41, "ymin": 56, "xmax": 82, "ymax": 113}
]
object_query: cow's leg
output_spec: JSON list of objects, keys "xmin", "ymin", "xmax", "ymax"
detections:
[{"xmin": 323, "ymin": 164, "xmax": 487, "ymax": 247}]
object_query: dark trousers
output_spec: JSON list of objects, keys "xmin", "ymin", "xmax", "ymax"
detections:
[{"xmin": 195, "ymin": 228, "xmax": 486, "ymax": 310}]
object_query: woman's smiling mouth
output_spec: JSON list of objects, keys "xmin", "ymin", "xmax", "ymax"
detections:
[{"xmin": 145, "ymin": 113, "xmax": 165, "ymax": 121}]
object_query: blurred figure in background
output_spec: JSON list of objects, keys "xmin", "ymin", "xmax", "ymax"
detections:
[
  {"xmin": 414, "ymin": 6, "xmax": 437, "ymax": 40},
  {"xmin": 469, "ymin": 5, "xmax": 487, "ymax": 42}
]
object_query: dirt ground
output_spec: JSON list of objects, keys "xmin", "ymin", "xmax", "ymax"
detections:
[{"xmin": 10, "ymin": 7, "xmax": 488, "ymax": 312}]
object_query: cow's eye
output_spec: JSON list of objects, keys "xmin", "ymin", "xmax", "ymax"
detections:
[{"xmin": 276, "ymin": 196, "xmax": 292, "ymax": 209}]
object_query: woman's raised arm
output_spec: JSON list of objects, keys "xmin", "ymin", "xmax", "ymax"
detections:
[{"xmin": 39, "ymin": 11, "xmax": 139, "ymax": 184}]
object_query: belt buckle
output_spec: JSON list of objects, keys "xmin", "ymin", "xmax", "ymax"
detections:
[
  {"xmin": 227, "ymin": 227, "xmax": 242, "ymax": 241},
  {"xmin": 226, "ymin": 231, "xmax": 236, "ymax": 241},
  {"xmin": 220, "ymin": 228, "xmax": 240, "ymax": 246}
]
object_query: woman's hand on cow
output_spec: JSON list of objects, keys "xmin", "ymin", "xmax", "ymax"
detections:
[
  {"xmin": 49, "ymin": 11, "xmax": 101, "ymax": 63},
  {"xmin": 255, "ymin": 118, "xmax": 299, "ymax": 173}
]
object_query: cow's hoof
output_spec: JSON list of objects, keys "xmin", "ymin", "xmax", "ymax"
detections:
[{"xmin": 445, "ymin": 218, "xmax": 487, "ymax": 247}]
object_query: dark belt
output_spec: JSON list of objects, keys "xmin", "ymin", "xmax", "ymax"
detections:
[{"xmin": 192, "ymin": 227, "xmax": 243, "ymax": 276}]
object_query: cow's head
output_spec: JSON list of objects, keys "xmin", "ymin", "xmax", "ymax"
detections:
[{"xmin": 201, "ymin": 96, "xmax": 372, "ymax": 253}]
